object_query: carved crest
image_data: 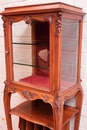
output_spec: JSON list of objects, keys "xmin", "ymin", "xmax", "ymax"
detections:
[{"xmin": 23, "ymin": 15, "xmax": 53, "ymax": 25}]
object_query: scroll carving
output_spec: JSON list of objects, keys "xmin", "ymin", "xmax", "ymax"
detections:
[
  {"xmin": 2, "ymin": 16, "xmax": 13, "ymax": 35},
  {"xmin": 64, "ymin": 87, "xmax": 80, "ymax": 101},
  {"xmin": 22, "ymin": 90, "xmax": 37, "ymax": 100},
  {"xmin": 8, "ymin": 17, "xmax": 14, "ymax": 23},
  {"xmin": 55, "ymin": 12, "xmax": 62, "ymax": 36},
  {"xmin": 4, "ymin": 80, "xmax": 15, "ymax": 94},
  {"xmin": 11, "ymin": 87, "xmax": 16, "ymax": 93},
  {"xmin": 54, "ymin": 96, "xmax": 61, "ymax": 117},
  {"xmin": 4, "ymin": 80, "xmax": 8, "ymax": 91},
  {"xmin": 4, "ymin": 81, "xmax": 16, "ymax": 93},
  {"xmin": 23, "ymin": 15, "xmax": 32, "ymax": 24},
  {"xmin": 2, "ymin": 22, "xmax": 6, "ymax": 35},
  {"xmin": 23, "ymin": 15, "xmax": 53, "ymax": 25},
  {"xmin": 45, "ymin": 15, "xmax": 53, "ymax": 23},
  {"xmin": 2, "ymin": 17, "xmax": 7, "ymax": 35},
  {"xmin": 42, "ymin": 95, "xmax": 50, "ymax": 103}
]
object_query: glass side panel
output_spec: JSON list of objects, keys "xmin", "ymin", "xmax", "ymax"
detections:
[
  {"xmin": 12, "ymin": 20, "xmax": 50, "ymax": 90},
  {"xmin": 61, "ymin": 19, "xmax": 79, "ymax": 90}
]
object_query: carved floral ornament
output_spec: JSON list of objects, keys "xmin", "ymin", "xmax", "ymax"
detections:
[
  {"xmin": 4, "ymin": 80, "xmax": 16, "ymax": 93},
  {"xmin": 2, "ymin": 14, "xmax": 53, "ymax": 24},
  {"xmin": 4, "ymin": 80, "xmax": 8, "ymax": 91},
  {"xmin": 2, "ymin": 17, "xmax": 6, "ymax": 34},
  {"xmin": 55, "ymin": 12, "xmax": 62, "ymax": 36},
  {"xmin": 21, "ymin": 90, "xmax": 37, "ymax": 100},
  {"xmin": 2, "ymin": 16, "xmax": 14, "ymax": 25},
  {"xmin": 2, "ymin": 16, "xmax": 7, "ymax": 22},
  {"xmin": 23, "ymin": 15, "xmax": 32, "ymax": 24},
  {"xmin": 23, "ymin": 15, "xmax": 53, "ymax": 24},
  {"xmin": 42, "ymin": 95, "xmax": 51, "ymax": 103},
  {"xmin": 2, "ymin": 13, "xmax": 62, "ymax": 36},
  {"xmin": 54, "ymin": 96, "xmax": 62, "ymax": 117}
]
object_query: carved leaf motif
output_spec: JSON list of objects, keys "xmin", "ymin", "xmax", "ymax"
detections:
[
  {"xmin": 54, "ymin": 96, "xmax": 61, "ymax": 117},
  {"xmin": 23, "ymin": 15, "xmax": 53, "ymax": 25},
  {"xmin": 2, "ymin": 17, "xmax": 6, "ymax": 35},
  {"xmin": 23, "ymin": 16, "xmax": 32, "ymax": 24},
  {"xmin": 2, "ymin": 16, "xmax": 7, "ymax": 22},
  {"xmin": 4, "ymin": 80, "xmax": 8, "ymax": 91},
  {"xmin": 4, "ymin": 80, "xmax": 16, "ymax": 93},
  {"xmin": 22, "ymin": 90, "xmax": 36, "ymax": 100},
  {"xmin": 55, "ymin": 12, "xmax": 62, "ymax": 36},
  {"xmin": 2, "ymin": 16, "xmax": 13, "ymax": 35},
  {"xmin": 11, "ymin": 87, "xmax": 16, "ymax": 93},
  {"xmin": 42, "ymin": 95, "xmax": 50, "ymax": 103},
  {"xmin": 45, "ymin": 16, "xmax": 53, "ymax": 23}
]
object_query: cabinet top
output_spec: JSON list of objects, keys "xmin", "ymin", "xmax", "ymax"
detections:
[{"xmin": 0, "ymin": 2, "xmax": 85, "ymax": 16}]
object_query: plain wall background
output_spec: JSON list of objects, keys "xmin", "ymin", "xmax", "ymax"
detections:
[{"xmin": 0, "ymin": 0, "xmax": 87, "ymax": 130}]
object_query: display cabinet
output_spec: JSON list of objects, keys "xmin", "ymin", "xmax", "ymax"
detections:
[{"xmin": 0, "ymin": 2, "xmax": 85, "ymax": 130}]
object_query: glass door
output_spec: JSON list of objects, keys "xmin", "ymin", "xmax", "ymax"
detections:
[{"xmin": 12, "ymin": 20, "xmax": 50, "ymax": 91}]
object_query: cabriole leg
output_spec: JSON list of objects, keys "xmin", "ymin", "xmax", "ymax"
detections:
[
  {"xmin": 74, "ymin": 88, "xmax": 83, "ymax": 130},
  {"xmin": 4, "ymin": 89, "xmax": 12, "ymax": 130},
  {"xmin": 53, "ymin": 96, "xmax": 64, "ymax": 130}
]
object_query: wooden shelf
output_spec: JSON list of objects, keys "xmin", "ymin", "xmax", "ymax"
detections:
[{"xmin": 9, "ymin": 99, "xmax": 79, "ymax": 129}]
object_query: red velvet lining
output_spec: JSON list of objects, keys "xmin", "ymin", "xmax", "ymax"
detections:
[
  {"xmin": 20, "ymin": 75, "xmax": 75, "ymax": 92},
  {"xmin": 20, "ymin": 75, "xmax": 49, "ymax": 88}
]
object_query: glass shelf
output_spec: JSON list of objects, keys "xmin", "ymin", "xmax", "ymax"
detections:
[
  {"xmin": 62, "ymin": 42, "xmax": 78, "ymax": 47},
  {"xmin": 13, "ymin": 62, "xmax": 76, "ymax": 71},
  {"xmin": 13, "ymin": 42, "xmax": 77, "ymax": 47},
  {"xmin": 13, "ymin": 62, "xmax": 49, "ymax": 70},
  {"xmin": 61, "ymin": 63, "xmax": 77, "ymax": 70},
  {"xmin": 13, "ymin": 42, "xmax": 49, "ymax": 46}
]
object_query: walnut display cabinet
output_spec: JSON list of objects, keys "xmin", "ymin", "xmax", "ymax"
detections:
[{"xmin": 0, "ymin": 2, "xmax": 85, "ymax": 130}]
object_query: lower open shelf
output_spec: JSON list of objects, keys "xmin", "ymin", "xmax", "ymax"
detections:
[
  {"xmin": 19, "ymin": 119, "xmax": 51, "ymax": 130},
  {"xmin": 9, "ymin": 99, "xmax": 79, "ymax": 129}
]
